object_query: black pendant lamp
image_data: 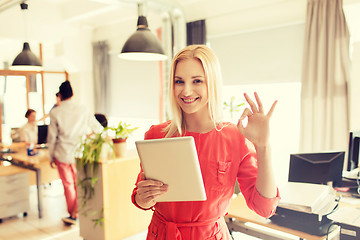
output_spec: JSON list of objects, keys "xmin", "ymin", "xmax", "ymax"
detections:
[
  {"xmin": 11, "ymin": 2, "xmax": 43, "ymax": 71},
  {"xmin": 118, "ymin": 3, "xmax": 167, "ymax": 61}
]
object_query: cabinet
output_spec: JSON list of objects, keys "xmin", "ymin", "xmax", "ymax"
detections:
[
  {"xmin": 0, "ymin": 169, "xmax": 29, "ymax": 222},
  {"xmin": 78, "ymin": 155, "xmax": 152, "ymax": 240}
]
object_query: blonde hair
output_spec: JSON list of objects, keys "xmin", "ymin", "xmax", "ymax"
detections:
[{"xmin": 164, "ymin": 45, "xmax": 223, "ymax": 137}]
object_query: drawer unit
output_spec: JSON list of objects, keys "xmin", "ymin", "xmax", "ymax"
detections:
[
  {"xmin": 0, "ymin": 171, "xmax": 29, "ymax": 220},
  {"xmin": 0, "ymin": 200, "xmax": 29, "ymax": 219},
  {"xmin": 0, "ymin": 171, "xmax": 29, "ymax": 192}
]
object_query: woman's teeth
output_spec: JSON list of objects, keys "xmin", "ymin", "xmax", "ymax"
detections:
[{"xmin": 183, "ymin": 98, "xmax": 197, "ymax": 103}]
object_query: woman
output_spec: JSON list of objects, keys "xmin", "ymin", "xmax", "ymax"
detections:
[
  {"xmin": 132, "ymin": 45, "xmax": 280, "ymax": 239},
  {"xmin": 19, "ymin": 109, "xmax": 38, "ymax": 145}
]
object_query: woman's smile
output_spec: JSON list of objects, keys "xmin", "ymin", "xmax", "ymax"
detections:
[{"xmin": 182, "ymin": 97, "xmax": 199, "ymax": 104}]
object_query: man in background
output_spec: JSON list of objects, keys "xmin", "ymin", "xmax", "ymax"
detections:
[{"xmin": 47, "ymin": 80, "xmax": 103, "ymax": 225}]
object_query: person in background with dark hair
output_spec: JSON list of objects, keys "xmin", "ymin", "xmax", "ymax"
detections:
[
  {"xmin": 47, "ymin": 80, "xmax": 103, "ymax": 225},
  {"xmin": 19, "ymin": 109, "xmax": 38, "ymax": 145},
  {"xmin": 94, "ymin": 113, "xmax": 108, "ymax": 128}
]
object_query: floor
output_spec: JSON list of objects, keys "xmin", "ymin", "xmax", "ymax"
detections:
[{"xmin": 0, "ymin": 180, "xmax": 259, "ymax": 240}]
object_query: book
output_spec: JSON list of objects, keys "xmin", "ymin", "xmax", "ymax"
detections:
[
  {"xmin": 278, "ymin": 182, "xmax": 337, "ymax": 215},
  {"xmin": 327, "ymin": 207, "xmax": 360, "ymax": 227}
]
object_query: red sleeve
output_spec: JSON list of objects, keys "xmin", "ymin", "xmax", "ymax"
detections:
[
  {"xmin": 131, "ymin": 165, "xmax": 154, "ymax": 211},
  {"xmin": 237, "ymin": 138, "xmax": 281, "ymax": 218}
]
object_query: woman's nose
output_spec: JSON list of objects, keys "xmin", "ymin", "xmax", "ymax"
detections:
[{"xmin": 182, "ymin": 83, "xmax": 193, "ymax": 96}]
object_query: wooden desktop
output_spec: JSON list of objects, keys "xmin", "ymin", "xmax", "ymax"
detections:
[{"xmin": 226, "ymin": 194, "xmax": 341, "ymax": 240}]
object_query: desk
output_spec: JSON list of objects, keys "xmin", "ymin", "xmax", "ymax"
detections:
[
  {"xmin": 226, "ymin": 194, "xmax": 340, "ymax": 240},
  {"xmin": 0, "ymin": 148, "xmax": 59, "ymax": 219}
]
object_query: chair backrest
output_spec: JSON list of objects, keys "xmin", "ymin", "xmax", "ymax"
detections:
[{"xmin": 10, "ymin": 128, "xmax": 21, "ymax": 142}]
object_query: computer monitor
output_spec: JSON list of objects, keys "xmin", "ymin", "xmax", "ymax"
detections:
[
  {"xmin": 288, "ymin": 151, "xmax": 345, "ymax": 187},
  {"xmin": 38, "ymin": 125, "xmax": 48, "ymax": 144},
  {"xmin": 347, "ymin": 131, "xmax": 360, "ymax": 171}
]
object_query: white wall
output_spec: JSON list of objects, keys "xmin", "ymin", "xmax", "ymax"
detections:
[
  {"xmin": 349, "ymin": 41, "xmax": 360, "ymax": 131},
  {"xmin": 64, "ymin": 26, "xmax": 95, "ymax": 112},
  {"xmin": 109, "ymin": 56, "xmax": 160, "ymax": 119},
  {"xmin": 92, "ymin": 15, "xmax": 162, "ymax": 119},
  {"xmin": 209, "ymin": 23, "xmax": 305, "ymax": 85}
]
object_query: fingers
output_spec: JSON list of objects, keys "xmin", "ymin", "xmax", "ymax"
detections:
[
  {"xmin": 237, "ymin": 118, "xmax": 245, "ymax": 135},
  {"xmin": 237, "ymin": 108, "xmax": 252, "ymax": 135},
  {"xmin": 244, "ymin": 92, "xmax": 277, "ymax": 118},
  {"xmin": 254, "ymin": 92, "xmax": 264, "ymax": 113},
  {"xmin": 239, "ymin": 108, "xmax": 253, "ymax": 121},
  {"xmin": 136, "ymin": 179, "xmax": 168, "ymax": 204},
  {"xmin": 137, "ymin": 187, "xmax": 168, "ymax": 202},
  {"xmin": 266, "ymin": 100, "xmax": 278, "ymax": 118},
  {"xmin": 137, "ymin": 179, "xmax": 165, "ymax": 188},
  {"xmin": 244, "ymin": 93, "xmax": 258, "ymax": 114}
]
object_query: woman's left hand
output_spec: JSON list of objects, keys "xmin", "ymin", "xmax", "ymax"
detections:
[{"xmin": 237, "ymin": 92, "xmax": 277, "ymax": 148}]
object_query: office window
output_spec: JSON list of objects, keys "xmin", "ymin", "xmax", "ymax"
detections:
[
  {"xmin": 223, "ymin": 82, "xmax": 301, "ymax": 184},
  {"xmin": 0, "ymin": 73, "xmax": 61, "ymax": 143},
  {"xmin": 0, "ymin": 76, "xmax": 27, "ymax": 143}
]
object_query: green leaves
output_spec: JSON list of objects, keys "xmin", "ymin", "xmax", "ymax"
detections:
[
  {"xmin": 105, "ymin": 121, "xmax": 138, "ymax": 140},
  {"xmin": 223, "ymin": 96, "xmax": 245, "ymax": 119},
  {"xmin": 75, "ymin": 129, "xmax": 111, "ymax": 229}
]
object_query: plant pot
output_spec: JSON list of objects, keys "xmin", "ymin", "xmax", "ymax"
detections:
[
  {"xmin": 112, "ymin": 138, "xmax": 127, "ymax": 158},
  {"xmin": 99, "ymin": 142, "xmax": 112, "ymax": 162}
]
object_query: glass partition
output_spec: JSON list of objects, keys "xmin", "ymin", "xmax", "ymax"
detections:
[{"xmin": 0, "ymin": 70, "xmax": 67, "ymax": 144}]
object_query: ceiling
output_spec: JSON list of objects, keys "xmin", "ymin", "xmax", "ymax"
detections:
[
  {"xmin": 0, "ymin": 0, "xmax": 359, "ymax": 42},
  {"xmin": 0, "ymin": 0, "xmax": 307, "ymax": 40}
]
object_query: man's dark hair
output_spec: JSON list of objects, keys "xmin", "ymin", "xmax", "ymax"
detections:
[{"xmin": 59, "ymin": 80, "xmax": 73, "ymax": 100}]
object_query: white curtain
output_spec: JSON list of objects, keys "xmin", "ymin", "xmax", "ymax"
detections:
[
  {"xmin": 93, "ymin": 41, "xmax": 110, "ymax": 115},
  {"xmin": 300, "ymin": 0, "xmax": 350, "ymax": 152}
]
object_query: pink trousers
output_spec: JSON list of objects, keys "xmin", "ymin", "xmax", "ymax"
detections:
[{"xmin": 55, "ymin": 159, "xmax": 78, "ymax": 218}]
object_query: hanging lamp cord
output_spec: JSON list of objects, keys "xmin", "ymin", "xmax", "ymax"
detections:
[{"xmin": 20, "ymin": 2, "xmax": 29, "ymax": 41}]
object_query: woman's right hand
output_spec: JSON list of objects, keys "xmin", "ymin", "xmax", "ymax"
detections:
[{"xmin": 135, "ymin": 173, "xmax": 168, "ymax": 209}]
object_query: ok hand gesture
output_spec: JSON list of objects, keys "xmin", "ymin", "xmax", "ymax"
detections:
[{"xmin": 237, "ymin": 92, "xmax": 277, "ymax": 148}]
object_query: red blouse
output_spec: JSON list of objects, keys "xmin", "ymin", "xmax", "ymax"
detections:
[{"xmin": 132, "ymin": 121, "xmax": 280, "ymax": 240}]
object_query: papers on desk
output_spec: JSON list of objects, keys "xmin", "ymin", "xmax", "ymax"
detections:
[
  {"xmin": 278, "ymin": 182, "xmax": 338, "ymax": 215},
  {"xmin": 327, "ymin": 207, "xmax": 360, "ymax": 227}
]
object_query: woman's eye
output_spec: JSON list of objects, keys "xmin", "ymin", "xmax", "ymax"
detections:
[
  {"xmin": 194, "ymin": 79, "xmax": 203, "ymax": 84},
  {"xmin": 175, "ymin": 80, "xmax": 183, "ymax": 84}
]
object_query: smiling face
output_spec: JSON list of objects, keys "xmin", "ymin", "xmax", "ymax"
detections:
[{"xmin": 173, "ymin": 58, "xmax": 209, "ymax": 119}]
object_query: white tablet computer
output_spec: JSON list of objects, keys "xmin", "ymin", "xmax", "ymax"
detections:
[{"xmin": 135, "ymin": 136, "xmax": 206, "ymax": 202}]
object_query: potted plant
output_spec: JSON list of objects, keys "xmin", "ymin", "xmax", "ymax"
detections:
[
  {"xmin": 75, "ymin": 129, "xmax": 112, "ymax": 228},
  {"xmin": 106, "ymin": 121, "xmax": 138, "ymax": 158}
]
